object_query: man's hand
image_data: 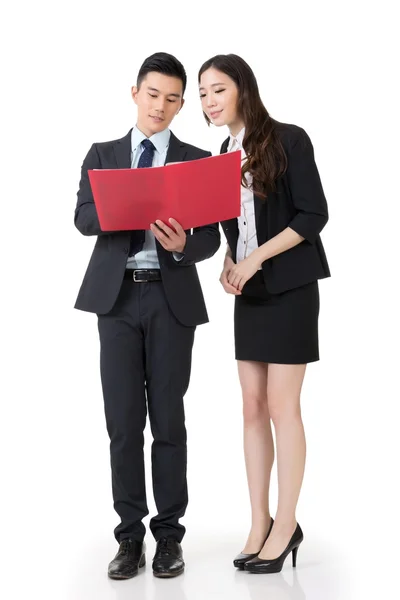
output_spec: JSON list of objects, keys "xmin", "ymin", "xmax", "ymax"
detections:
[
  {"xmin": 150, "ymin": 218, "xmax": 187, "ymax": 253},
  {"xmin": 227, "ymin": 251, "xmax": 262, "ymax": 291},
  {"xmin": 220, "ymin": 255, "xmax": 242, "ymax": 295}
]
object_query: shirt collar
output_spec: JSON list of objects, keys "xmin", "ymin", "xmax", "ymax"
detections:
[
  {"xmin": 131, "ymin": 125, "xmax": 171, "ymax": 155},
  {"xmin": 228, "ymin": 127, "xmax": 246, "ymax": 152}
]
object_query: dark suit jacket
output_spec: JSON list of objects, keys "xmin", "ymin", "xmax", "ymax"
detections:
[
  {"xmin": 220, "ymin": 121, "xmax": 330, "ymax": 293},
  {"xmin": 74, "ymin": 130, "xmax": 220, "ymax": 326}
]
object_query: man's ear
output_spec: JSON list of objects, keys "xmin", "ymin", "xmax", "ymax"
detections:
[
  {"xmin": 131, "ymin": 85, "xmax": 138, "ymax": 105},
  {"xmin": 176, "ymin": 98, "xmax": 185, "ymax": 115}
]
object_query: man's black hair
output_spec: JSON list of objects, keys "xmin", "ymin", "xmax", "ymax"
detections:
[{"xmin": 137, "ymin": 52, "xmax": 187, "ymax": 95}]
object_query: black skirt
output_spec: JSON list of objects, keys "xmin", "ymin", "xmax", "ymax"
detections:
[{"xmin": 234, "ymin": 271, "xmax": 320, "ymax": 364}]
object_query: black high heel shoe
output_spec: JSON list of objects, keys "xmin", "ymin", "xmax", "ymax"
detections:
[
  {"xmin": 244, "ymin": 523, "xmax": 303, "ymax": 574},
  {"xmin": 233, "ymin": 518, "xmax": 274, "ymax": 570}
]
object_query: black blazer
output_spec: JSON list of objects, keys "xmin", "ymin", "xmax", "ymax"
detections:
[
  {"xmin": 74, "ymin": 130, "xmax": 220, "ymax": 326},
  {"xmin": 220, "ymin": 121, "xmax": 330, "ymax": 293}
]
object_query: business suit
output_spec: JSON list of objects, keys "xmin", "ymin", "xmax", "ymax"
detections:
[
  {"xmin": 221, "ymin": 121, "xmax": 330, "ymax": 364},
  {"xmin": 74, "ymin": 129, "xmax": 220, "ymax": 542}
]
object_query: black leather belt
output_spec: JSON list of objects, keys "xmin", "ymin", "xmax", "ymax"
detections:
[{"xmin": 124, "ymin": 269, "xmax": 161, "ymax": 282}]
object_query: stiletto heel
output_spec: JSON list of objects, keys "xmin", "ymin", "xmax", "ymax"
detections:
[
  {"xmin": 245, "ymin": 523, "xmax": 304, "ymax": 574},
  {"xmin": 292, "ymin": 545, "xmax": 299, "ymax": 568}
]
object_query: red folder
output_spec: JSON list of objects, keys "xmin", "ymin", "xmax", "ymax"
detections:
[{"xmin": 88, "ymin": 151, "xmax": 241, "ymax": 230}]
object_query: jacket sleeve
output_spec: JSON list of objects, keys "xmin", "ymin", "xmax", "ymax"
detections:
[
  {"xmin": 74, "ymin": 143, "xmax": 112, "ymax": 236},
  {"xmin": 177, "ymin": 222, "xmax": 221, "ymax": 266},
  {"xmin": 286, "ymin": 128, "xmax": 329, "ymax": 243}
]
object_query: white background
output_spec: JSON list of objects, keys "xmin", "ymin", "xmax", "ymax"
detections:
[{"xmin": 1, "ymin": 1, "xmax": 399, "ymax": 598}]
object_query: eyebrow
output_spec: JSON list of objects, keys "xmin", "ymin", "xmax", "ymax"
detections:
[
  {"xmin": 199, "ymin": 83, "xmax": 226, "ymax": 91},
  {"xmin": 147, "ymin": 86, "xmax": 181, "ymax": 98}
]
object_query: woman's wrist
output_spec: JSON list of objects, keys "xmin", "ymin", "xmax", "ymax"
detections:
[{"xmin": 254, "ymin": 244, "xmax": 270, "ymax": 266}]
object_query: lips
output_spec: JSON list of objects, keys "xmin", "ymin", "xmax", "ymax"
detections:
[
  {"xmin": 210, "ymin": 110, "xmax": 222, "ymax": 119},
  {"xmin": 150, "ymin": 116, "xmax": 164, "ymax": 122}
]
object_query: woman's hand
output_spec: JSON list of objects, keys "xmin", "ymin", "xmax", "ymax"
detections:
[
  {"xmin": 220, "ymin": 255, "xmax": 242, "ymax": 295},
  {"xmin": 227, "ymin": 251, "xmax": 262, "ymax": 291}
]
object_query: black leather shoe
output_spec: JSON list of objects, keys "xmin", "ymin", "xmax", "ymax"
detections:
[
  {"xmin": 244, "ymin": 523, "xmax": 303, "ymax": 574},
  {"xmin": 108, "ymin": 539, "xmax": 146, "ymax": 579},
  {"xmin": 233, "ymin": 518, "xmax": 274, "ymax": 570},
  {"xmin": 152, "ymin": 537, "xmax": 185, "ymax": 578}
]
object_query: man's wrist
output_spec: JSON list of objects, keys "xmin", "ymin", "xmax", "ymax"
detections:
[
  {"xmin": 172, "ymin": 251, "xmax": 185, "ymax": 262},
  {"xmin": 174, "ymin": 238, "xmax": 186, "ymax": 254}
]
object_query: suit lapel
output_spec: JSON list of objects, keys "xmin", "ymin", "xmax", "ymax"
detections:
[
  {"xmin": 165, "ymin": 132, "xmax": 187, "ymax": 164},
  {"xmin": 221, "ymin": 137, "xmax": 229, "ymax": 155},
  {"xmin": 113, "ymin": 129, "xmax": 132, "ymax": 168},
  {"xmin": 221, "ymin": 135, "xmax": 265, "ymax": 244},
  {"xmin": 254, "ymin": 192, "xmax": 265, "ymax": 244},
  {"xmin": 114, "ymin": 129, "xmax": 187, "ymax": 168},
  {"xmin": 216, "ymin": 137, "xmax": 237, "ymax": 251}
]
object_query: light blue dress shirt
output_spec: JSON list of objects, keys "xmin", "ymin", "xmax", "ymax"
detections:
[{"xmin": 126, "ymin": 126, "xmax": 183, "ymax": 269}]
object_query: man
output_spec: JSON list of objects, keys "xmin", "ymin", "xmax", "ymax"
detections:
[{"xmin": 74, "ymin": 52, "xmax": 220, "ymax": 579}]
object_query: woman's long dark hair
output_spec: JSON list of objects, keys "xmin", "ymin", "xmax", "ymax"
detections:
[{"xmin": 198, "ymin": 54, "xmax": 287, "ymax": 198}]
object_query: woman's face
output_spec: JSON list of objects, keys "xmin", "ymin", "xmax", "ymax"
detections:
[{"xmin": 199, "ymin": 68, "xmax": 242, "ymax": 130}]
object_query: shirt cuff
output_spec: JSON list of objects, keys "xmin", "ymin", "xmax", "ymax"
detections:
[{"xmin": 172, "ymin": 252, "xmax": 185, "ymax": 262}]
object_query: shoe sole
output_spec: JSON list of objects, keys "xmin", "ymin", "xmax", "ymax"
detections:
[
  {"xmin": 108, "ymin": 572, "xmax": 138, "ymax": 580},
  {"xmin": 153, "ymin": 568, "xmax": 184, "ymax": 578},
  {"xmin": 245, "ymin": 565, "xmax": 283, "ymax": 574}
]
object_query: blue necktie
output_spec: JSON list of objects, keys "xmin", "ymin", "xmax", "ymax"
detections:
[{"xmin": 129, "ymin": 139, "xmax": 156, "ymax": 257}]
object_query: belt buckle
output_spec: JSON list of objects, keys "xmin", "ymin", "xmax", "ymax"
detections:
[{"xmin": 133, "ymin": 270, "xmax": 146, "ymax": 282}]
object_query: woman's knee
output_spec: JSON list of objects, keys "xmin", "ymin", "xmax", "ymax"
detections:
[
  {"xmin": 267, "ymin": 393, "xmax": 301, "ymax": 425},
  {"xmin": 242, "ymin": 390, "xmax": 267, "ymax": 423}
]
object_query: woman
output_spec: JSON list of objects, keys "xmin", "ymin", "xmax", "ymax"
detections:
[{"xmin": 198, "ymin": 55, "xmax": 330, "ymax": 574}]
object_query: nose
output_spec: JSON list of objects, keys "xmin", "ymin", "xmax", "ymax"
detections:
[
  {"xmin": 206, "ymin": 94, "xmax": 216, "ymax": 108},
  {"xmin": 154, "ymin": 98, "xmax": 166, "ymax": 113}
]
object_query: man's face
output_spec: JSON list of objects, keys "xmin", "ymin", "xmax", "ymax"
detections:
[{"xmin": 132, "ymin": 72, "xmax": 184, "ymax": 137}]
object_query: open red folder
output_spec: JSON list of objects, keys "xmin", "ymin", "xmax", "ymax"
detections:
[{"xmin": 88, "ymin": 151, "xmax": 241, "ymax": 230}]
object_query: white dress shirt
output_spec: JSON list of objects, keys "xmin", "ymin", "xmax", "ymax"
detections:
[
  {"xmin": 126, "ymin": 126, "xmax": 169, "ymax": 269},
  {"xmin": 227, "ymin": 128, "xmax": 259, "ymax": 263}
]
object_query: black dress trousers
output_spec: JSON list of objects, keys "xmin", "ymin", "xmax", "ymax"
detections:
[{"xmin": 97, "ymin": 279, "xmax": 195, "ymax": 543}]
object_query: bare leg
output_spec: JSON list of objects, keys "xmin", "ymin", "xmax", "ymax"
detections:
[
  {"xmin": 237, "ymin": 360, "xmax": 274, "ymax": 553},
  {"xmin": 258, "ymin": 363, "xmax": 307, "ymax": 559}
]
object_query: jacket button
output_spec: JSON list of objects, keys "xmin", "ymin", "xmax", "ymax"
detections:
[{"xmin": 123, "ymin": 247, "xmax": 129, "ymax": 254}]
